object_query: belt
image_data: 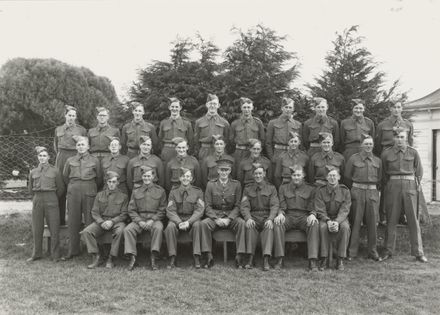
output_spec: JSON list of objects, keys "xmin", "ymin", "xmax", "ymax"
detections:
[
  {"xmin": 201, "ymin": 143, "xmax": 212, "ymax": 148},
  {"xmin": 309, "ymin": 143, "xmax": 321, "ymax": 147},
  {"xmin": 163, "ymin": 143, "xmax": 175, "ymax": 148},
  {"xmin": 352, "ymin": 182, "xmax": 377, "ymax": 190},
  {"xmin": 274, "ymin": 144, "xmax": 288, "ymax": 150},
  {"xmin": 235, "ymin": 145, "xmax": 248, "ymax": 150},
  {"xmin": 389, "ymin": 175, "xmax": 414, "ymax": 181}
]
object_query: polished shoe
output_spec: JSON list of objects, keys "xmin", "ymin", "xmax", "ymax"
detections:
[
  {"xmin": 204, "ymin": 252, "xmax": 214, "ymax": 269},
  {"xmin": 336, "ymin": 258, "xmax": 345, "ymax": 271},
  {"xmin": 26, "ymin": 256, "xmax": 41, "ymax": 262},
  {"xmin": 235, "ymin": 254, "xmax": 243, "ymax": 269},
  {"xmin": 263, "ymin": 255, "xmax": 270, "ymax": 271},
  {"xmin": 368, "ymin": 253, "xmax": 382, "ymax": 262},
  {"xmin": 273, "ymin": 257, "xmax": 283, "ymax": 270},
  {"xmin": 151, "ymin": 252, "xmax": 159, "ymax": 271},
  {"xmin": 105, "ymin": 256, "xmax": 114, "ymax": 269},
  {"xmin": 61, "ymin": 254, "xmax": 77, "ymax": 261},
  {"xmin": 380, "ymin": 253, "xmax": 392, "ymax": 261},
  {"xmin": 319, "ymin": 258, "xmax": 327, "ymax": 271},
  {"xmin": 87, "ymin": 254, "xmax": 101, "ymax": 269},
  {"xmin": 308, "ymin": 259, "xmax": 318, "ymax": 272},
  {"xmin": 194, "ymin": 255, "xmax": 201, "ymax": 269},
  {"xmin": 416, "ymin": 255, "xmax": 428, "ymax": 263},
  {"xmin": 244, "ymin": 254, "xmax": 254, "ymax": 269},
  {"xmin": 127, "ymin": 255, "xmax": 136, "ymax": 271},
  {"xmin": 167, "ymin": 256, "xmax": 176, "ymax": 269}
]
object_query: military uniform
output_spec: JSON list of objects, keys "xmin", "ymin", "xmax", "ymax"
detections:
[
  {"xmin": 121, "ymin": 120, "xmax": 159, "ymax": 158},
  {"xmin": 127, "ymin": 154, "xmax": 164, "ymax": 193},
  {"xmin": 88, "ymin": 125, "xmax": 121, "ymax": 161},
  {"xmin": 101, "ymin": 154, "xmax": 130, "ymax": 195},
  {"xmin": 274, "ymin": 182, "xmax": 319, "ymax": 259},
  {"xmin": 375, "ymin": 116, "xmax": 413, "ymax": 154},
  {"xmin": 81, "ymin": 188, "xmax": 128, "ymax": 257},
  {"xmin": 273, "ymin": 149, "xmax": 309, "ymax": 188},
  {"xmin": 165, "ymin": 185, "xmax": 204, "ymax": 256},
  {"xmin": 158, "ymin": 116, "xmax": 194, "ymax": 165},
  {"xmin": 200, "ymin": 153, "xmax": 235, "ymax": 188},
  {"xmin": 309, "ymin": 150, "xmax": 345, "ymax": 185},
  {"xmin": 340, "ymin": 116, "xmax": 375, "ymax": 161},
  {"xmin": 28, "ymin": 163, "xmax": 65, "ymax": 260},
  {"xmin": 344, "ymin": 152, "xmax": 381, "ymax": 258},
  {"xmin": 315, "ymin": 184, "xmax": 351, "ymax": 259},
  {"xmin": 240, "ymin": 181, "xmax": 279, "ymax": 257},
  {"xmin": 303, "ymin": 115, "xmax": 340, "ymax": 156},
  {"xmin": 266, "ymin": 115, "xmax": 302, "ymax": 163},
  {"xmin": 165, "ymin": 155, "xmax": 201, "ymax": 192},
  {"xmin": 194, "ymin": 114, "xmax": 230, "ymax": 161},
  {"xmin": 124, "ymin": 183, "xmax": 167, "ymax": 256},
  {"xmin": 63, "ymin": 152, "xmax": 102, "ymax": 257},
  {"xmin": 237, "ymin": 156, "xmax": 272, "ymax": 187}
]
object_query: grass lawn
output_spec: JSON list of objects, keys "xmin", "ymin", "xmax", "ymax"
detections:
[{"xmin": 1, "ymin": 212, "xmax": 440, "ymax": 314}]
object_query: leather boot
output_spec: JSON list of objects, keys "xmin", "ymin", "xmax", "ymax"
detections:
[
  {"xmin": 274, "ymin": 257, "xmax": 283, "ymax": 270},
  {"xmin": 105, "ymin": 256, "xmax": 114, "ymax": 269},
  {"xmin": 167, "ymin": 255, "xmax": 176, "ymax": 269},
  {"xmin": 87, "ymin": 254, "xmax": 101, "ymax": 269},
  {"xmin": 235, "ymin": 254, "xmax": 243, "ymax": 269},
  {"xmin": 245, "ymin": 254, "xmax": 254, "ymax": 269},
  {"xmin": 308, "ymin": 259, "xmax": 318, "ymax": 272},
  {"xmin": 194, "ymin": 255, "xmax": 201, "ymax": 269},
  {"xmin": 204, "ymin": 252, "xmax": 214, "ymax": 269},
  {"xmin": 151, "ymin": 251, "xmax": 159, "ymax": 271},
  {"xmin": 263, "ymin": 255, "xmax": 270, "ymax": 271},
  {"xmin": 319, "ymin": 257, "xmax": 327, "ymax": 271},
  {"xmin": 127, "ymin": 255, "xmax": 136, "ymax": 271},
  {"xmin": 336, "ymin": 257, "xmax": 345, "ymax": 271}
]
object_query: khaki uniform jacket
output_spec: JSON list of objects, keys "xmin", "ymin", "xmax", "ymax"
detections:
[
  {"xmin": 381, "ymin": 145, "xmax": 422, "ymax": 183},
  {"xmin": 128, "ymin": 183, "xmax": 167, "ymax": 223},
  {"xmin": 91, "ymin": 189, "xmax": 128, "ymax": 224},
  {"xmin": 237, "ymin": 155, "xmax": 272, "ymax": 186},
  {"xmin": 344, "ymin": 152, "xmax": 382, "ymax": 187},
  {"xmin": 266, "ymin": 115, "xmax": 302, "ymax": 159},
  {"xmin": 303, "ymin": 115, "xmax": 340, "ymax": 151},
  {"xmin": 63, "ymin": 152, "xmax": 102, "ymax": 188},
  {"xmin": 340, "ymin": 116, "xmax": 375, "ymax": 151},
  {"xmin": 375, "ymin": 116, "xmax": 413, "ymax": 154},
  {"xmin": 54, "ymin": 123, "xmax": 87, "ymax": 152},
  {"xmin": 204, "ymin": 179, "xmax": 242, "ymax": 220},
  {"xmin": 88, "ymin": 125, "xmax": 121, "ymax": 153},
  {"xmin": 29, "ymin": 164, "xmax": 65, "ymax": 197},
  {"xmin": 240, "ymin": 181, "xmax": 279, "ymax": 221},
  {"xmin": 101, "ymin": 154, "xmax": 130, "ymax": 185},
  {"xmin": 274, "ymin": 149, "xmax": 309, "ymax": 186},
  {"xmin": 315, "ymin": 184, "xmax": 351, "ymax": 224},
  {"xmin": 309, "ymin": 150, "xmax": 345, "ymax": 183},
  {"xmin": 165, "ymin": 155, "xmax": 201, "ymax": 191},
  {"xmin": 230, "ymin": 115, "xmax": 265, "ymax": 148},
  {"xmin": 127, "ymin": 154, "xmax": 164, "ymax": 191},
  {"xmin": 166, "ymin": 185, "xmax": 204, "ymax": 224},
  {"xmin": 158, "ymin": 116, "xmax": 194, "ymax": 151},
  {"xmin": 194, "ymin": 114, "xmax": 230, "ymax": 154},
  {"xmin": 121, "ymin": 119, "xmax": 159, "ymax": 154},
  {"xmin": 278, "ymin": 182, "xmax": 316, "ymax": 216}
]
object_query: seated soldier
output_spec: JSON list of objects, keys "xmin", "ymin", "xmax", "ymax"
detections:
[
  {"xmin": 274, "ymin": 165, "xmax": 319, "ymax": 271},
  {"xmin": 123, "ymin": 166, "xmax": 167, "ymax": 271},
  {"xmin": 241, "ymin": 163, "xmax": 280, "ymax": 271},
  {"xmin": 81, "ymin": 171, "xmax": 128, "ymax": 269},
  {"xmin": 200, "ymin": 158, "xmax": 246, "ymax": 268},
  {"xmin": 315, "ymin": 167, "xmax": 351, "ymax": 271},
  {"xmin": 164, "ymin": 168, "xmax": 204, "ymax": 269}
]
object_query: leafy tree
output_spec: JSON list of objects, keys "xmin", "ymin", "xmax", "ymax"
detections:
[{"xmin": 0, "ymin": 58, "xmax": 121, "ymax": 135}]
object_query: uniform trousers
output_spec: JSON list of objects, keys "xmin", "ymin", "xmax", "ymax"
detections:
[
  {"xmin": 164, "ymin": 221, "xmax": 201, "ymax": 256},
  {"xmin": 245, "ymin": 215, "xmax": 274, "ymax": 256},
  {"xmin": 81, "ymin": 222, "xmax": 126, "ymax": 257},
  {"xmin": 124, "ymin": 221, "xmax": 164, "ymax": 256},
  {"xmin": 55, "ymin": 149, "xmax": 76, "ymax": 225},
  {"xmin": 200, "ymin": 217, "xmax": 246, "ymax": 254},
  {"xmin": 319, "ymin": 220, "xmax": 350, "ymax": 258}
]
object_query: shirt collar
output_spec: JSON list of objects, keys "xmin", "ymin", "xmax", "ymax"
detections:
[
  {"xmin": 322, "ymin": 150, "xmax": 334, "ymax": 159},
  {"xmin": 359, "ymin": 151, "xmax": 373, "ymax": 160}
]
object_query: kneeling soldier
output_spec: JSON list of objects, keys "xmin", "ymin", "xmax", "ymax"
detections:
[
  {"xmin": 81, "ymin": 171, "xmax": 128, "ymax": 269},
  {"xmin": 241, "ymin": 163, "xmax": 280, "ymax": 271},
  {"xmin": 165, "ymin": 168, "xmax": 204, "ymax": 268},
  {"xmin": 274, "ymin": 165, "xmax": 319, "ymax": 270},
  {"xmin": 124, "ymin": 166, "xmax": 167, "ymax": 270}
]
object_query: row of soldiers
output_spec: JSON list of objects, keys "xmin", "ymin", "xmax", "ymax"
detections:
[{"xmin": 26, "ymin": 94, "xmax": 427, "ymax": 270}]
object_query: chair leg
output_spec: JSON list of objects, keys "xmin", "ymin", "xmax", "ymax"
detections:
[{"xmin": 223, "ymin": 242, "xmax": 228, "ymax": 263}]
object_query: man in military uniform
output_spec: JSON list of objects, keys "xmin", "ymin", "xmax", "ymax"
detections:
[
  {"xmin": 273, "ymin": 132, "xmax": 309, "ymax": 188},
  {"xmin": 101, "ymin": 137, "xmax": 130, "ymax": 195},
  {"xmin": 201, "ymin": 159, "xmax": 245, "ymax": 268},
  {"xmin": 241, "ymin": 163, "xmax": 280, "ymax": 271},
  {"xmin": 315, "ymin": 168, "xmax": 351, "ymax": 271},
  {"xmin": 229, "ymin": 97, "xmax": 265, "ymax": 167},
  {"xmin": 380, "ymin": 128, "xmax": 427, "ymax": 263},
  {"xmin": 165, "ymin": 168, "xmax": 204, "ymax": 268},
  {"xmin": 127, "ymin": 136, "xmax": 164, "ymax": 195},
  {"xmin": 121, "ymin": 103, "xmax": 159, "ymax": 158},
  {"xmin": 194, "ymin": 94, "xmax": 230, "ymax": 161},
  {"xmin": 165, "ymin": 137, "xmax": 201, "ymax": 192},
  {"xmin": 274, "ymin": 165, "xmax": 319, "ymax": 270},
  {"xmin": 340, "ymin": 99, "xmax": 375, "ymax": 161},
  {"xmin": 266, "ymin": 98, "xmax": 302, "ymax": 166},
  {"xmin": 344, "ymin": 135, "xmax": 382, "ymax": 261},
  {"xmin": 237, "ymin": 139, "xmax": 272, "ymax": 186},
  {"xmin": 124, "ymin": 166, "xmax": 167, "ymax": 270},
  {"xmin": 81, "ymin": 171, "xmax": 128, "ymax": 269},
  {"xmin": 158, "ymin": 97, "xmax": 194, "ymax": 165},
  {"xmin": 303, "ymin": 97, "xmax": 340, "ymax": 156}
]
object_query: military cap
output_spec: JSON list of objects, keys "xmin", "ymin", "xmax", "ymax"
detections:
[
  {"xmin": 248, "ymin": 138, "xmax": 262, "ymax": 148},
  {"xmin": 289, "ymin": 165, "xmax": 304, "ymax": 174},
  {"xmin": 252, "ymin": 162, "xmax": 265, "ymax": 172},
  {"xmin": 206, "ymin": 93, "xmax": 219, "ymax": 103},
  {"xmin": 351, "ymin": 99, "xmax": 365, "ymax": 107},
  {"xmin": 109, "ymin": 136, "xmax": 121, "ymax": 143},
  {"xmin": 313, "ymin": 97, "xmax": 327, "ymax": 106},
  {"xmin": 212, "ymin": 134, "xmax": 225, "ymax": 144},
  {"xmin": 239, "ymin": 97, "xmax": 253, "ymax": 106},
  {"xmin": 217, "ymin": 158, "xmax": 234, "ymax": 170},
  {"xmin": 64, "ymin": 105, "xmax": 77, "ymax": 114},
  {"xmin": 326, "ymin": 165, "xmax": 340, "ymax": 174},
  {"xmin": 96, "ymin": 106, "xmax": 109, "ymax": 114},
  {"xmin": 105, "ymin": 171, "xmax": 120, "ymax": 181},
  {"xmin": 72, "ymin": 135, "xmax": 88, "ymax": 143},
  {"xmin": 318, "ymin": 132, "xmax": 333, "ymax": 142},
  {"xmin": 35, "ymin": 146, "xmax": 48, "ymax": 154},
  {"xmin": 360, "ymin": 133, "xmax": 373, "ymax": 143},
  {"xmin": 172, "ymin": 137, "xmax": 187, "ymax": 146},
  {"xmin": 392, "ymin": 126, "xmax": 409, "ymax": 136},
  {"xmin": 140, "ymin": 165, "xmax": 154, "ymax": 175},
  {"xmin": 288, "ymin": 131, "xmax": 300, "ymax": 140},
  {"xmin": 281, "ymin": 97, "xmax": 294, "ymax": 107},
  {"xmin": 179, "ymin": 167, "xmax": 192, "ymax": 177},
  {"xmin": 139, "ymin": 135, "xmax": 152, "ymax": 144}
]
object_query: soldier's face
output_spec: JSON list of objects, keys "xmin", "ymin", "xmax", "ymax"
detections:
[
  {"xmin": 321, "ymin": 138, "xmax": 333, "ymax": 152},
  {"xmin": 109, "ymin": 140, "xmax": 121, "ymax": 154},
  {"xmin": 390, "ymin": 103, "xmax": 403, "ymax": 116},
  {"xmin": 132, "ymin": 105, "xmax": 144, "ymax": 120},
  {"xmin": 288, "ymin": 137, "xmax": 300, "ymax": 150},
  {"xmin": 218, "ymin": 167, "xmax": 231, "ymax": 180},
  {"xmin": 327, "ymin": 170, "xmax": 340, "ymax": 185},
  {"xmin": 97, "ymin": 111, "xmax": 109, "ymax": 125},
  {"xmin": 291, "ymin": 169, "xmax": 304, "ymax": 185},
  {"xmin": 140, "ymin": 141, "xmax": 152, "ymax": 154},
  {"xmin": 352, "ymin": 104, "xmax": 365, "ymax": 117},
  {"xmin": 253, "ymin": 168, "xmax": 265, "ymax": 183},
  {"xmin": 315, "ymin": 102, "xmax": 328, "ymax": 116},
  {"xmin": 65, "ymin": 110, "xmax": 77, "ymax": 125},
  {"xmin": 241, "ymin": 103, "xmax": 253, "ymax": 116},
  {"xmin": 38, "ymin": 151, "xmax": 49, "ymax": 164},
  {"xmin": 214, "ymin": 140, "xmax": 225, "ymax": 153},
  {"xmin": 361, "ymin": 138, "xmax": 374, "ymax": 153},
  {"xmin": 395, "ymin": 132, "xmax": 408, "ymax": 147},
  {"xmin": 107, "ymin": 178, "xmax": 119, "ymax": 190},
  {"xmin": 142, "ymin": 171, "xmax": 154, "ymax": 185},
  {"xmin": 206, "ymin": 100, "xmax": 220, "ymax": 115},
  {"xmin": 176, "ymin": 142, "xmax": 188, "ymax": 156},
  {"xmin": 169, "ymin": 102, "xmax": 181, "ymax": 115},
  {"xmin": 76, "ymin": 140, "xmax": 89, "ymax": 154},
  {"xmin": 281, "ymin": 104, "xmax": 294, "ymax": 116},
  {"xmin": 250, "ymin": 143, "xmax": 262, "ymax": 158},
  {"xmin": 180, "ymin": 171, "xmax": 193, "ymax": 186}
]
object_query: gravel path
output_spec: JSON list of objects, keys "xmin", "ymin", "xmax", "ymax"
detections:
[{"xmin": 0, "ymin": 201, "xmax": 31, "ymax": 215}]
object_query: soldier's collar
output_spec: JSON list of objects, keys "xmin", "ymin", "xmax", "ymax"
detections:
[
  {"xmin": 393, "ymin": 145, "xmax": 407, "ymax": 153},
  {"xmin": 359, "ymin": 151, "xmax": 373, "ymax": 160},
  {"xmin": 241, "ymin": 114, "xmax": 253, "ymax": 122},
  {"xmin": 322, "ymin": 150, "xmax": 334, "ymax": 158},
  {"xmin": 132, "ymin": 119, "xmax": 144, "ymax": 125},
  {"xmin": 139, "ymin": 153, "xmax": 151, "ymax": 159},
  {"xmin": 64, "ymin": 122, "xmax": 76, "ymax": 129},
  {"xmin": 170, "ymin": 114, "xmax": 181, "ymax": 120},
  {"xmin": 352, "ymin": 115, "xmax": 364, "ymax": 122}
]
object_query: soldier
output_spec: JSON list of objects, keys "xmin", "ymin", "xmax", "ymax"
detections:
[
  {"xmin": 240, "ymin": 163, "xmax": 280, "ymax": 271},
  {"xmin": 54, "ymin": 105, "xmax": 87, "ymax": 225},
  {"xmin": 101, "ymin": 137, "xmax": 130, "ymax": 195},
  {"xmin": 200, "ymin": 135, "xmax": 235, "ymax": 188},
  {"xmin": 124, "ymin": 166, "xmax": 167, "ymax": 270},
  {"xmin": 380, "ymin": 128, "xmax": 427, "ymax": 263},
  {"xmin": 62, "ymin": 136, "xmax": 102, "ymax": 260},
  {"xmin": 273, "ymin": 165, "xmax": 319, "ymax": 270},
  {"xmin": 200, "ymin": 159, "xmax": 246, "ymax": 268},
  {"xmin": 88, "ymin": 107, "xmax": 121, "ymax": 164},
  {"xmin": 266, "ymin": 97, "xmax": 302, "ymax": 165},
  {"xmin": 121, "ymin": 102, "xmax": 159, "ymax": 159},
  {"xmin": 344, "ymin": 135, "xmax": 382, "ymax": 261},
  {"xmin": 164, "ymin": 168, "xmax": 204, "ymax": 268},
  {"xmin": 27, "ymin": 146, "xmax": 65, "ymax": 262},
  {"xmin": 340, "ymin": 99, "xmax": 375, "ymax": 161},
  {"xmin": 81, "ymin": 171, "xmax": 128, "ymax": 269},
  {"xmin": 309, "ymin": 132, "xmax": 345, "ymax": 186},
  {"xmin": 229, "ymin": 97, "xmax": 265, "ymax": 167},
  {"xmin": 303, "ymin": 97, "xmax": 340, "ymax": 156},
  {"xmin": 158, "ymin": 97, "xmax": 194, "ymax": 165},
  {"xmin": 273, "ymin": 132, "xmax": 309, "ymax": 188},
  {"xmin": 127, "ymin": 135, "xmax": 164, "ymax": 195},
  {"xmin": 315, "ymin": 168, "xmax": 351, "ymax": 271},
  {"xmin": 236, "ymin": 139, "xmax": 272, "ymax": 186},
  {"xmin": 194, "ymin": 94, "xmax": 230, "ymax": 161},
  {"xmin": 165, "ymin": 137, "xmax": 201, "ymax": 192}
]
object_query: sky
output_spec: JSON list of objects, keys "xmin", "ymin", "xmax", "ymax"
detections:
[{"xmin": 0, "ymin": 0, "xmax": 439, "ymax": 102}]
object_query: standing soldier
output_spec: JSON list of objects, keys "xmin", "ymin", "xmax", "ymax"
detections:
[
  {"xmin": 165, "ymin": 137, "xmax": 201, "ymax": 192},
  {"xmin": 303, "ymin": 97, "xmax": 340, "ymax": 156},
  {"xmin": 200, "ymin": 159, "xmax": 246, "ymax": 268},
  {"xmin": 237, "ymin": 139, "xmax": 272, "ymax": 187},
  {"xmin": 273, "ymin": 132, "xmax": 309, "ymax": 188},
  {"xmin": 101, "ymin": 137, "xmax": 130, "ymax": 195},
  {"xmin": 229, "ymin": 97, "xmax": 265, "ymax": 167},
  {"xmin": 88, "ymin": 107, "xmax": 120, "ymax": 164},
  {"xmin": 340, "ymin": 99, "xmax": 375, "ymax": 161},
  {"xmin": 266, "ymin": 98, "xmax": 302, "ymax": 167},
  {"xmin": 273, "ymin": 165, "xmax": 319, "ymax": 270},
  {"xmin": 315, "ymin": 167, "xmax": 351, "ymax": 271},
  {"xmin": 194, "ymin": 94, "xmax": 230, "ymax": 161},
  {"xmin": 380, "ymin": 128, "xmax": 427, "ymax": 263},
  {"xmin": 158, "ymin": 97, "xmax": 194, "ymax": 165},
  {"xmin": 127, "ymin": 136, "xmax": 164, "ymax": 195},
  {"xmin": 309, "ymin": 133, "xmax": 345, "ymax": 186},
  {"xmin": 164, "ymin": 168, "xmax": 204, "ymax": 268},
  {"xmin": 27, "ymin": 146, "xmax": 65, "ymax": 262},
  {"xmin": 54, "ymin": 105, "xmax": 86, "ymax": 225},
  {"xmin": 241, "ymin": 163, "xmax": 280, "ymax": 271},
  {"xmin": 81, "ymin": 171, "xmax": 128, "ymax": 269},
  {"xmin": 62, "ymin": 136, "xmax": 102, "ymax": 260},
  {"xmin": 121, "ymin": 103, "xmax": 159, "ymax": 159},
  {"xmin": 124, "ymin": 166, "xmax": 167, "ymax": 270},
  {"xmin": 344, "ymin": 135, "xmax": 382, "ymax": 261}
]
